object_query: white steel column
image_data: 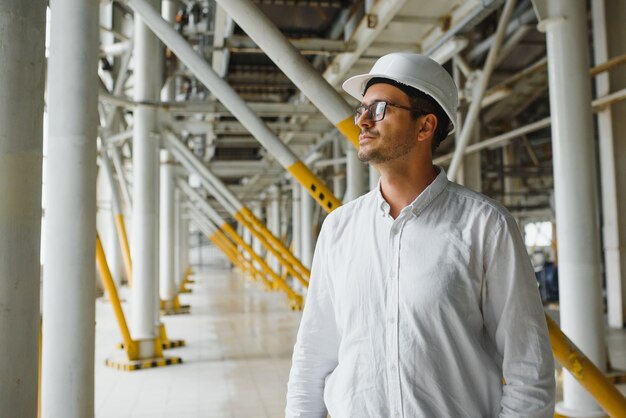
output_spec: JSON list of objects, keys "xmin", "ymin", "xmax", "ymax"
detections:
[
  {"xmin": 344, "ymin": 146, "xmax": 365, "ymax": 203},
  {"xmin": 179, "ymin": 214, "xmax": 190, "ymax": 282},
  {"xmin": 267, "ymin": 186, "xmax": 281, "ymax": 273},
  {"xmin": 0, "ymin": 1, "xmax": 45, "ymax": 415},
  {"xmin": 593, "ymin": 0, "xmax": 626, "ymax": 328},
  {"xmin": 333, "ymin": 136, "xmax": 345, "ymax": 198},
  {"xmin": 42, "ymin": 0, "xmax": 100, "ymax": 416},
  {"xmin": 97, "ymin": 168, "xmax": 122, "ymax": 287},
  {"xmin": 252, "ymin": 203, "xmax": 264, "ymax": 257},
  {"xmin": 300, "ymin": 185, "xmax": 314, "ymax": 273},
  {"xmin": 291, "ymin": 183, "xmax": 302, "ymax": 293},
  {"xmin": 160, "ymin": 0, "xmax": 177, "ymax": 304},
  {"xmin": 159, "ymin": 151, "xmax": 177, "ymax": 305},
  {"xmin": 131, "ymin": 0, "xmax": 161, "ymax": 352},
  {"xmin": 537, "ymin": 0, "xmax": 605, "ymax": 415}
]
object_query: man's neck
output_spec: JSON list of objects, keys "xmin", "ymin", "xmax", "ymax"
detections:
[{"xmin": 377, "ymin": 162, "xmax": 438, "ymax": 219}]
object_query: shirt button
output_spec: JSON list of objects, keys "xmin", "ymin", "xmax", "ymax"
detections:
[
  {"xmin": 394, "ymin": 410, "xmax": 400, "ymax": 417},
  {"xmin": 390, "ymin": 365, "xmax": 397, "ymax": 372}
]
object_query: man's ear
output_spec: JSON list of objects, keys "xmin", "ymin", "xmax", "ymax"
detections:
[{"xmin": 416, "ymin": 114, "xmax": 438, "ymax": 143}]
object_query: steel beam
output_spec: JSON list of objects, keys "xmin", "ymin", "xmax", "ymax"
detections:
[{"xmin": 128, "ymin": 0, "xmax": 342, "ymax": 212}]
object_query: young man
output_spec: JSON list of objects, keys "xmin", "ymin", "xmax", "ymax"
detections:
[{"xmin": 285, "ymin": 53, "xmax": 555, "ymax": 417}]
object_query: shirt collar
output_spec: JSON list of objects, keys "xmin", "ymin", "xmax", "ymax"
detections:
[{"xmin": 375, "ymin": 165, "xmax": 449, "ymax": 217}]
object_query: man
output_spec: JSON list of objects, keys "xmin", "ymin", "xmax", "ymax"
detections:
[{"xmin": 285, "ymin": 53, "xmax": 555, "ymax": 417}]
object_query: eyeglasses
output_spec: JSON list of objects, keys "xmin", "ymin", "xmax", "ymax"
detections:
[{"xmin": 353, "ymin": 101, "xmax": 420, "ymax": 124}]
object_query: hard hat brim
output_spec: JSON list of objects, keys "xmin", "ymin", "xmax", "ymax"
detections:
[{"xmin": 342, "ymin": 73, "xmax": 386, "ymax": 101}]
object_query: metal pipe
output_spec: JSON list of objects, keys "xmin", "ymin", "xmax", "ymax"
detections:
[
  {"xmin": 447, "ymin": 0, "xmax": 517, "ymax": 181},
  {"xmin": 424, "ymin": 0, "xmax": 504, "ymax": 57},
  {"xmin": 213, "ymin": 0, "xmax": 360, "ymax": 148},
  {"xmin": 546, "ymin": 315, "xmax": 626, "ymax": 417},
  {"xmin": 434, "ymin": 86, "xmax": 626, "ymax": 165},
  {"xmin": 537, "ymin": 0, "xmax": 606, "ymax": 415},
  {"xmin": 130, "ymin": 0, "xmax": 160, "ymax": 355},
  {"xmin": 0, "ymin": 1, "xmax": 45, "ymax": 415},
  {"xmin": 127, "ymin": 0, "xmax": 342, "ymax": 212},
  {"xmin": 41, "ymin": 0, "xmax": 99, "ymax": 415}
]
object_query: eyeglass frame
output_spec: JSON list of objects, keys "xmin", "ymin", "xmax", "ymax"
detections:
[{"xmin": 353, "ymin": 100, "xmax": 424, "ymax": 124}]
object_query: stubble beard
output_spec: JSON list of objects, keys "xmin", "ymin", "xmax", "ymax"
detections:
[{"xmin": 357, "ymin": 130, "xmax": 416, "ymax": 164}]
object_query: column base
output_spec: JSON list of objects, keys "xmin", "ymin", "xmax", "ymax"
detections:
[
  {"xmin": 116, "ymin": 339, "xmax": 186, "ymax": 350},
  {"xmin": 160, "ymin": 297, "xmax": 191, "ymax": 316},
  {"xmin": 105, "ymin": 355, "xmax": 182, "ymax": 371},
  {"xmin": 161, "ymin": 304, "xmax": 191, "ymax": 315},
  {"xmin": 555, "ymin": 402, "xmax": 607, "ymax": 418}
]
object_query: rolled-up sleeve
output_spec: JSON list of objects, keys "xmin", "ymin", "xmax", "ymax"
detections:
[
  {"xmin": 482, "ymin": 215, "xmax": 556, "ymax": 417},
  {"xmin": 285, "ymin": 222, "xmax": 339, "ymax": 418}
]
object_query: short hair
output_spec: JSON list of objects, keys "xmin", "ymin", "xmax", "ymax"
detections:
[{"xmin": 364, "ymin": 77, "xmax": 451, "ymax": 151}]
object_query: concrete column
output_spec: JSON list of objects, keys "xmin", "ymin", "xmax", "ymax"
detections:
[
  {"xmin": 41, "ymin": 0, "xmax": 100, "ymax": 416},
  {"xmin": 300, "ymin": 185, "xmax": 314, "ymax": 271},
  {"xmin": 0, "ymin": 1, "xmax": 45, "ymax": 416},
  {"xmin": 537, "ymin": 0, "xmax": 605, "ymax": 415},
  {"xmin": 291, "ymin": 183, "xmax": 302, "ymax": 293},
  {"xmin": 344, "ymin": 146, "xmax": 366, "ymax": 202},
  {"xmin": 267, "ymin": 186, "xmax": 281, "ymax": 273},
  {"xmin": 131, "ymin": 0, "xmax": 161, "ymax": 352},
  {"xmin": 593, "ymin": 0, "xmax": 626, "ymax": 328},
  {"xmin": 159, "ymin": 151, "xmax": 177, "ymax": 305}
]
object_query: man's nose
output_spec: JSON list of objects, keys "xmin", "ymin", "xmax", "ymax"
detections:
[{"xmin": 356, "ymin": 111, "xmax": 373, "ymax": 128}]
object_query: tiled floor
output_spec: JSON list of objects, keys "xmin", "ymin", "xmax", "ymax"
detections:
[
  {"xmin": 95, "ymin": 264, "xmax": 302, "ymax": 418},
  {"xmin": 94, "ymin": 260, "xmax": 626, "ymax": 418}
]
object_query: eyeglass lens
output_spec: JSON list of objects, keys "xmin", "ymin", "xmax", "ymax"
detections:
[{"xmin": 354, "ymin": 101, "xmax": 387, "ymax": 124}]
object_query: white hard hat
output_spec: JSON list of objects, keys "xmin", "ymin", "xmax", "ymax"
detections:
[{"xmin": 342, "ymin": 53, "xmax": 458, "ymax": 134}]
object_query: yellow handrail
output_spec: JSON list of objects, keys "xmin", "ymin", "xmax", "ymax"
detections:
[{"xmin": 546, "ymin": 314, "xmax": 626, "ymax": 417}]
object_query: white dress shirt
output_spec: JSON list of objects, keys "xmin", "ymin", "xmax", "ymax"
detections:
[{"xmin": 286, "ymin": 168, "xmax": 555, "ymax": 418}]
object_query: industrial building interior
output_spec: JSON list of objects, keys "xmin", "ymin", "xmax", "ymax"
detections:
[{"xmin": 2, "ymin": 0, "xmax": 626, "ymax": 417}]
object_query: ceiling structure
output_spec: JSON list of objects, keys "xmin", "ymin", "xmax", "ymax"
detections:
[{"xmin": 101, "ymin": 0, "xmax": 567, "ymax": 221}]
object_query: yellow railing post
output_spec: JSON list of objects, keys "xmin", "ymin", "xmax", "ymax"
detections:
[
  {"xmin": 113, "ymin": 214, "xmax": 133, "ymax": 287},
  {"xmin": 96, "ymin": 234, "xmax": 138, "ymax": 360},
  {"xmin": 546, "ymin": 314, "xmax": 626, "ymax": 417}
]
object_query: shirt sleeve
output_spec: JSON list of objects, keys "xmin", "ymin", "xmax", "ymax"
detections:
[
  {"xmin": 482, "ymin": 214, "xmax": 556, "ymax": 418},
  {"xmin": 285, "ymin": 221, "xmax": 340, "ymax": 418}
]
